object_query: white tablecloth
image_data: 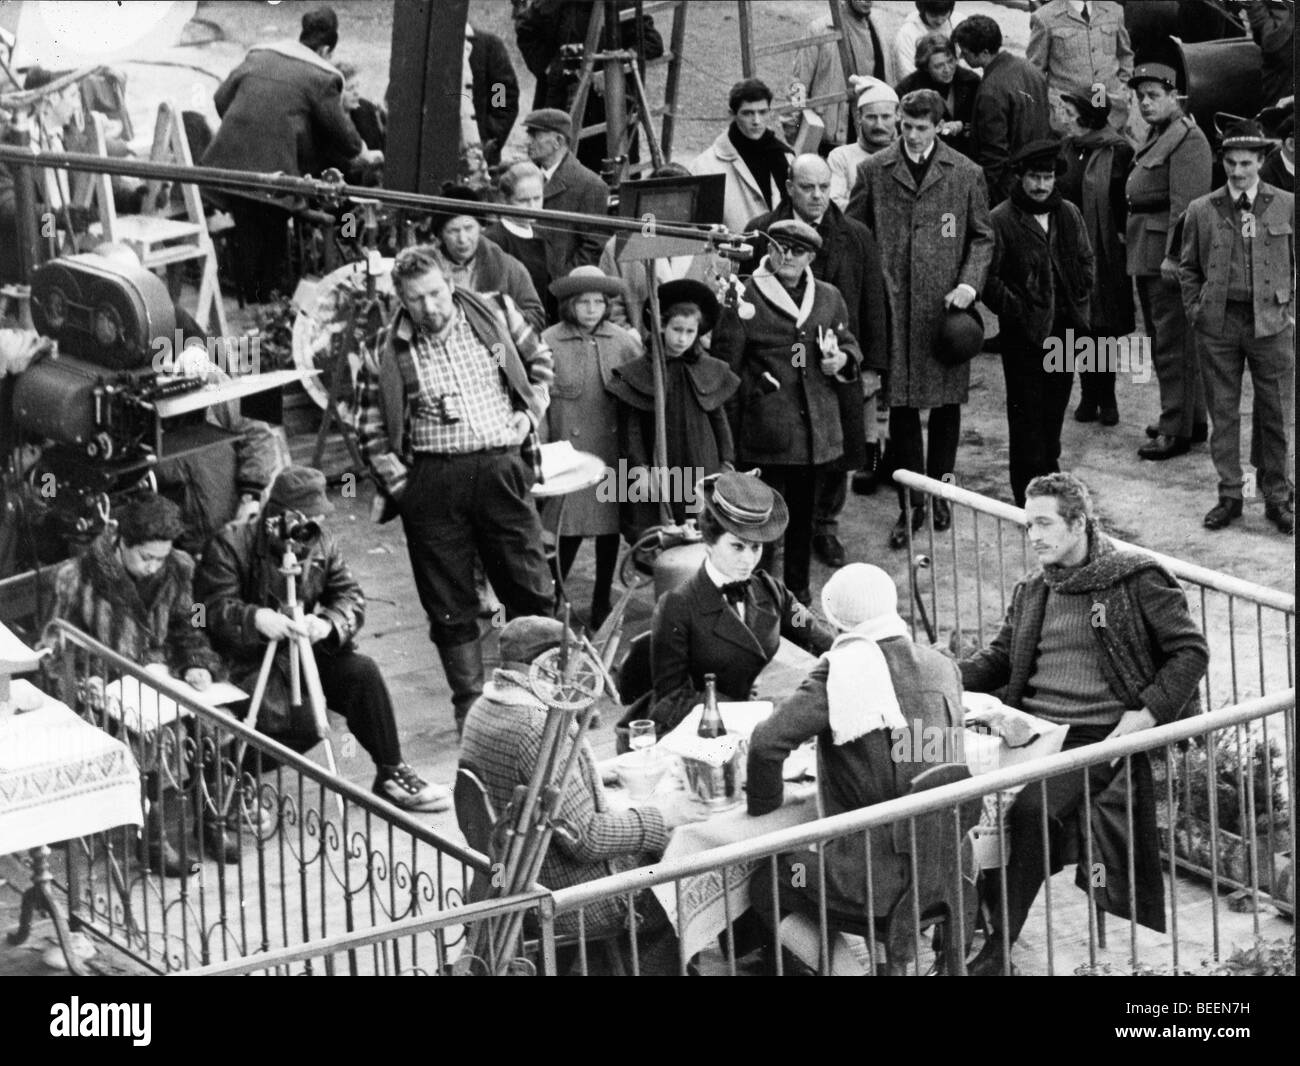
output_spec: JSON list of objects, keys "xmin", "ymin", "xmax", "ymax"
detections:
[{"xmin": 0, "ymin": 690, "xmax": 143, "ymax": 856}]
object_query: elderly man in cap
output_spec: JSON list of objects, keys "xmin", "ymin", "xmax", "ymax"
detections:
[
  {"xmin": 460, "ymin": 616, "xmax": 708, "ymax": 973},
  {"xmin": 747, "ymin": 563, "xmax": 967, "ymax": 975},
  {"xmin": 983, "ymin": 139, "xmax": 1095, "ymax": 506},
  {"xmin": 196, "ymin": 466, "xmax": 450, "ymax": 812},
  {"xmin": 523, "ymin": 107, "xmax": 609, "ymax": 273},
  {"xmin": 354, "ymin": 244, "xmax": 555, "ymax": 733},
  {"xmin": 1126, "ymin": 62, "xmax": 1213, "ymax": 462},
  {"xmin": 828, "ymin": 78, "xmax": 898, "ymax": 210},
  {"xmin": 847, "ymin": 88, "xmax": 994, "ymax": 550},
  {"xmin": 746, "ymin": 155, "xmax": 886, "ymax": 570},
  {"xmin": 712, "ymin": 219, "xmax": 862, "ymax": 604},
  {"xmin": 1180, "ymin": 119, "xmax": 1296, "ymax": 535}
]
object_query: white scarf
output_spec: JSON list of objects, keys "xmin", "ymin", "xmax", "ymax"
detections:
[
  {"xmin": 750, "ymin": 260, "xmax": 816, "ymax": 326},
  {"xmin": 823, "ymin": 613, "xmax": 910, "ymax": 745}
]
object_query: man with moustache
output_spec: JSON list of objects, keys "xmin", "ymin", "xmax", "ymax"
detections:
[
  {"xmin": 827, "ymin": 78, "xmax": 899, "ymax": 209},
  {"xmin": 959, "ymin": 472, "xmax": 1207, "ymax": 975}
]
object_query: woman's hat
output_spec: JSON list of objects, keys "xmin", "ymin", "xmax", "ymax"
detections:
[
  {"xmin": 821, "ymin": 563, "xmax": 900, "ymax": 632},
  {"xmin": 657, "ymin": 277, "xmax": 720, "ymax": 334},
  {"xmin": 698, "ymin": 471, "xmax": 788, "ymax": 543},
  {"xmin": 431, "ymin": 183, "xmax": 484, "ymax": 234},
  {"xmin": 1060, "ymin": 90, "xmax": 1111, "ymax": 129},
  {"xmin": 549, "ymin": 265, "xmax": 626, "ymax": 300},
  {"xmin": 933, "ymin": 305, "xmax": 984, "ymax": 366}
]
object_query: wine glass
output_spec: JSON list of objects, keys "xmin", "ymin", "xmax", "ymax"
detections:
[{"xmin": 628, "ymin": 719, "xmax": 656, "ymax": 761}]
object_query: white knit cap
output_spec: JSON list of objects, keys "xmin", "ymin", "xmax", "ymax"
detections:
[
  {"xmin": 821, "ymin": 563, "xmax": 899, "ymax": 632},
  {"xmin": 851, "ymin": 76, "xmax": 899, "ymax": 110}
]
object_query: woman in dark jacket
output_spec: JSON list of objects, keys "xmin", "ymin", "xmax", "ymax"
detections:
[
  {"xmin": 630, "ymin": 472, "xmax": 834, "ymax": 735},
  {"xmin": 893, "ymin": 32, "xmax": 980, "ymax": 160},
  {"xmin": 1056, "ymin": 91, "xmax": 1135, "ymax": 426}
]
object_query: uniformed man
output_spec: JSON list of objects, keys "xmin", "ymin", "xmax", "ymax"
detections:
[
  {"xmin": 1179, "ymin": 119, "xmax": 1296, "ymax": 535},
  {"xmin": 1125, "ymin": 63, "xmax": 1213, "ymax": 461}
]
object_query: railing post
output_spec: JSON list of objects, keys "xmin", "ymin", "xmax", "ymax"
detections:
[{"xmin": 537, "ymin": 895, "xmax": 559, "ymax": 977}]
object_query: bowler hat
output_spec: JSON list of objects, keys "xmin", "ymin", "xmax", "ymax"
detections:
[
  {"xmin": 523, "ymin": 108, "xmax": 574, "ymax": 140},
  {"xmin": 549, "ymin": 265, "xmax": 626, "ymax": 300},
  {"xmin": 698, "ymin": 471, "xmax": 789, "ymax": 543},
  {"xmin": 1217, "ymin": 117, "xmax": 1273, "ymax": 152},
  {"xmin": 765, "ymin": 218, "xmax": 822, "ymax": 254},
  {"xmin": 658, "ymin": 278, "xmax": 720, "ymax": 334},
  {"xmin": 498, "ymin": 616, "xmax": 580, "ymax": 667},
  {"xmin": 1128, "ymin": 63, "xmax": 1178, "ymax": 92},
  {"xmin": 933, "ymin": 305, "xmax": 984, "ymax": 366},
  {"xmin": 1011, "ymin": 138, "xmax": 1067, "ymax": 175},
  {"xmin": 269, "ymin": 466, "xmax": 335, "ymax": 516}
]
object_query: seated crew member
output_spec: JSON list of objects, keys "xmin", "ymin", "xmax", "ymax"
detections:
[
  {"xmin": 460, "ymin": 615, "xmax": 709, "ymax": 974},
  {"xmin": 630, "ymin": 471, "xmax": 835, "ymax": 735},
  {"xmin": 40, "ymin": 493, "xmax": 225, "ymax": 877},
  {"xmin": 195, "ymin": 466, "xmax": 450, "ymax": 813},
  {"xmin": 747, "ymin": 563, "xmax": 966, "ymax": 975},
  {"xmin": 958, "ymin": 472, "xmax": 1208, "ymax": 975}
]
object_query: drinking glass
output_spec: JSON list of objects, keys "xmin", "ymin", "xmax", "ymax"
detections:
[{"xmin": 628, "ymin": 719, "xmax": 656, "ymax": 758}]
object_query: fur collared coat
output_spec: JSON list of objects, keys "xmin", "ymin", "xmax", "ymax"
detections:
[{"xmin": 43, "ymin": 533, "xmax": 224, "ymax": 679}]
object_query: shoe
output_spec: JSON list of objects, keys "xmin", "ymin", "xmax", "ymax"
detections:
[
  {"xmin": 1074, "ymin": 402, "xmax": 1099, "ymax": 423},
  {"xmin": 966, "ymin": 937, "xmax": 1017, "ymax": 976},
  {"xmin": 811, "ymin": 533, "xmax": 847, "ymax": 568},
  {"xmin": 1265, "ymin": 500, "xmax": 1295, "ymax": 534},
  {"xmin": 1099, "ymin": 404, "xmax": 1119, "ymax": 426},
  {"xmin": 1145, "ymin": 424, "xmax": 1160, "ymax": 439},
  {"xmin": 1191, "ymin": 422, "xmax": 1209, "ymax": 444},
  {"xmin": 932, "ymin": 499, "xmax": 951, "ymax": 532},
  {"xmin": 200, "ymin": 819, "xmax": 241, "ymax": 864},
  {"xmin": 374, "ymin": 764, "xmax": 452, "ymax": 813},
  {"xmin": 1203, "ymin": 498, "xmax": 1243, "ymax": 530},
  {"xmin": 1138, "ymin": 434, "xmax": 1190, "ymax": 461},
  {"xmin": 888, "ymin": 507, "xmax": 925, "ymax": 550},
  {"xmin": 137, "ymin": 826, "xmax": 199, "ymax": 878},
  {"xmin": 850, "ymin": 443, "xmax": 882, "ymax": 496}
]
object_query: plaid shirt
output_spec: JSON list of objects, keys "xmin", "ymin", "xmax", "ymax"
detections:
[{"xmin": 461, "ymin": 672, "xmax": 670, "ymax": 937}]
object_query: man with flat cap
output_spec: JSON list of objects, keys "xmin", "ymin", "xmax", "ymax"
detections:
[
  {"xmin": 712, "ymin": 219, "xmax": 862, "ymax": 603},
  {"xmin": 1125, "ymin": 62, "xmax": 1212, "ymax": 462},
  {"xmin": 1180, "ymin": 118, "xmax": 1296, "ymax": 535},
  {"xmin": 197, "ymin": 466, "xmax": 450, "ymax": 812},
  {"xmin": 522, "ymin": 107, "xmax": 609, "ymax": 273},
  {"xmin": 460, "ymin": 616, "xmax": 708, "ymax": 973},
  {"xmin": 983, "ymin": 139, "xmax": 1094, "ymax": 506}
]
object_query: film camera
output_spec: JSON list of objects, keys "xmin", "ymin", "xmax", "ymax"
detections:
[{"xmin": 266, "ymin": 511, "xmax": 323, "ymax": 548}]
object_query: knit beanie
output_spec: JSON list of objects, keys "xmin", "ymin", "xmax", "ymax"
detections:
[{"xmin": 821, "ymin": 563, "xmax": 899, "ymax": 633}]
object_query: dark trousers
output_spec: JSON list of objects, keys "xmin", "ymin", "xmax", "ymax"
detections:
[
  {"xmin": 227, "ymin": 198, "xmax": 290, "ymax": 304},
  {"xmin": 400, "ymin": 449, "xmax": 553, "ymax": 648},
  {"xmin": 1076, "ymin": 331, "xmax": 1117, "ymax": 408},
  {"xmin": 812, "ymin": 467, "xmax": 848, "ymax": 537},
  {"xmin": 315, "ymin": 650, "xmax": 402, "ymax": 767},
  {"xmin": 889, "ymin": 405, "xmax": 961, "ymax": 507},
  {"xmin": 1003, "ymin": 334, "xmax": 1075, "ymax": 506},
  {"xmin": 756, "ymin": 464, "xmax": 819, "ymax": 597},
  {"xmin": 1197, "ymin": 304, "xmax": 1295, "ymax": 505},
  {"xmin": 982, "ymin": 723, "xmax": 1118, "ymax": 944},
  {"xmin": 1136, "ymin": 273, "xmax": 1206, "ymax": 438}
]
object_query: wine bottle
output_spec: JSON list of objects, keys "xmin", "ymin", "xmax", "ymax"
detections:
[{"xmin": 698, "ymin": 674, "xmax": 726, "ymax": 739}]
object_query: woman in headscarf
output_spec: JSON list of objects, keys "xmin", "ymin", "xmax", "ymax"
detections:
[{"xmin": 1056, "ymin": 90, "xmax": 1135, "ymax": 426}]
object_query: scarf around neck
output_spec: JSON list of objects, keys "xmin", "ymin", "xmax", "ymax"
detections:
[
  {"xmin": 1010, "ymin": 181, "xmax": 1063, "ymax": 218},
  {"xmin": 823, "ymin": 613, "xmax": 910, "ymax": 745},
  {"xmin": 728, "ymin": 122, "xmax": 788, "ymax": 207},
  {"xmin": 751, "ymin": 261, "xmax": 816, "ymax": 325},
  {"xmin": 1069, "ymin": 127, "xmax": 1125, "ymax": 270}
]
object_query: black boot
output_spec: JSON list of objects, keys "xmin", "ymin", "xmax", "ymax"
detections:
[
  {"xmin": 139, "ymin": 796, "xmax": 199, "ymax": 878},
  {"xmin": 438, "ymin": 640, "xmax": 485, "ymax": 733}
]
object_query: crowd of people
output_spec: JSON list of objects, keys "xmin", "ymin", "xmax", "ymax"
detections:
[{"xmin": 4, "ymin": 1, "xmax": 1294, "ymax": 974}]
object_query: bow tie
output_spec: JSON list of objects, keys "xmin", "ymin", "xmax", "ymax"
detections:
[
  {"xmin": 1235, "ymin": 192, "xmax": 1253, "ymax": 213},
  {"xmin": 719, "ymin": 580, "xmax": 748, "ymax": 605}
]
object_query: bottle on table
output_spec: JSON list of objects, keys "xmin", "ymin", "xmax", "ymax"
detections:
[{"xmin": 698, "ymin": 674, "xmax": 726, "ymax": 739}]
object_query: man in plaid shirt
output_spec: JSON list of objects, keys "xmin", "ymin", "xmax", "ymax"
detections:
[
  {"xmin": 461, "ymin": 617, "xmax": 708, "ymax": 973},
  {"xmin": 354, "ymin": 245, "xmax": 556, "ymax": 730}
]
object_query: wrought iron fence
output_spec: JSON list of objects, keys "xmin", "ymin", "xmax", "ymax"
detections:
[{"xmin": 39, "ymin": 620, "xmax": 491, "ymax": 975}]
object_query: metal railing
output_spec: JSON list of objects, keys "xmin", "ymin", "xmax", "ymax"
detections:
[{"xmin": 41, "ymin": 621, "xmax": 491, "ymax": 974}]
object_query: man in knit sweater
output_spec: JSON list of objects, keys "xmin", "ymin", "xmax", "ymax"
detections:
[{"xmin": 958, "ymin": 472, "xmax": 1208, "ymax": 975}]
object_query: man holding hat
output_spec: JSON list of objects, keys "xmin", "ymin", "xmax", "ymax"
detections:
[
  {"xmin": 712, "ymin": 219, "xmax": 862, "ymax": 603},
  {"xmin": 460, "ymin": 615, "xmax": 708, "ymax": 973},
  {"xmin": 522, "ymin": 107, "xmax": 609, "ymax": 274},
  {"xmin": 1180, "ymin": 118, "xmax": 1296, "ymax": 535},
  {"xmin": 746, "ymin": 153, "xmax": 888, "ymax": 569},
  {"xmin": 983, "ymin": 138, "xmax": 1095, "ymax": 506},
  {"xmin": 827, "ymin": 78, "xmax": 899, "ymax": 209},
  {"xmin": 196, "ymin": 466, "xmax": 451, "ymax": 813},
  {"xmin": 746, "ymin": 562, "xmax": 967, "ymax": 975},
  {"xmin": 1125, "ymin": 62, "xmax": 1212, "ymax": 462}
]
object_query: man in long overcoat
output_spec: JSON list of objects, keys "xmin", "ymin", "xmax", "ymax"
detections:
[{"xmin": 847, "ymin": 89, "xmax": 993, "ymax": 549}]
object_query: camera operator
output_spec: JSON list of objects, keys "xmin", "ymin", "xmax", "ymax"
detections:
[{"xmin": 195, "ymin": 466, "xmax": 450, "ymax": 813}]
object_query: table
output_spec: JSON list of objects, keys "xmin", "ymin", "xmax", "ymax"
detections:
[{"xmin": 1, "ymin": 686, "xmax": 142, "ymax": 973}]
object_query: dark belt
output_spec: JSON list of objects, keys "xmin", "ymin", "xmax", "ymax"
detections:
[
  {"xmin": 1128, "ymin": 200, "xmax": 1170, "ymax": 214},
  {"xmin": 413, "ymin": 444, "xmax": 518, "ymax": 462}
]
